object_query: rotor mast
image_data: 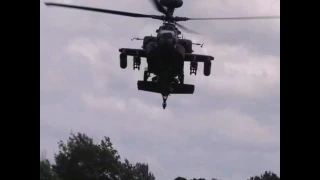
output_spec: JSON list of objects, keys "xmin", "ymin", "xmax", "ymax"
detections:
[{"xmin": 167, "ymin": 8, "xmax": 174, "ymax": 17}]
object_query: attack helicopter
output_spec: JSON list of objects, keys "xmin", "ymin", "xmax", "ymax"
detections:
[{"xmin": 44, "ymin": 0, "xmax": 280, "ymax": 109}]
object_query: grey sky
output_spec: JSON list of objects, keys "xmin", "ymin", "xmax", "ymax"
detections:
[{"xmin": 40, "ymin": 0, "xmax": 280, "ymax": 180}]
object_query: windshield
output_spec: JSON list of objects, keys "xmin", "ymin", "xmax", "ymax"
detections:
[{"xmin": 159, "ymin": 30, "xmax": 175, "ymax": 35}]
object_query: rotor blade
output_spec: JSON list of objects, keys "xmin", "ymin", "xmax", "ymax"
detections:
[
  {"xmin": 176, "ymin": 23, "xmax": 201, "ymax": 35},
  {"xmin": 45, "ymin": 2, "xmax": 155, "ymax": 18},
  {"xmin": 186, "ymin": 16, "xmax": 280, "ymax": 21},
  {"xmin": 149, "ymin": 0, "xmax": 167, "ymax": 15}
]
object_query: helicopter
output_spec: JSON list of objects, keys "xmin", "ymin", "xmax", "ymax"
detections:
[{"xmin": 44, "ymin": 0, "xmax": 280, "ymax": 109}]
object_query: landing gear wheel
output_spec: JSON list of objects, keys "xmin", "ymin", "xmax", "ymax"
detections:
[
  {"xmin": 178, "ymin": 74, "xmax": 184, "ymax": 84},
  {"xmin": 143, "ymin": 71, "xmax": 149, "ymax": 81},
  {"xmin": 152, "ymin": 76, "xmax": 158, "ymax": 82}
]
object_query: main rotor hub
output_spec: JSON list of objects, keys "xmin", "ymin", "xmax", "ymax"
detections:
[{"xmin": 159, "ymin": 0, "xmax": 183, "ymax": 9}]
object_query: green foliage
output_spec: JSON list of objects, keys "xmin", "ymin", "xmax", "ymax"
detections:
[
  {"xmin": 248, "ymin": 171, "xmax": 280, "ymax": 180},
  {"xmin": 40, "ymin": 159, "xmax": 58, "ymax": 180},
  {"xmin": 134, "ymin": 163, "xmax": 155, "ymax": 180},
  {"xmin": 174, "ymin": 177, "xmax": 218, "ymax": 180},
  {"xmin": 174, "ymin": 177, "xmax": 206, "ymax": 180},
  {"xmin": 52, "ymin": 133, "xmax": 121, "ymax": 180},
  {"xmin": 50, "ymin": 132, "xmax": 155, "ymax": 180},
  {"xmin": 40, "ymin": 131, "xmax": 278, "ymax": 180},
  {"xmin": 174, "ymin": 177, "xmax": 187, "ymax": 180}
]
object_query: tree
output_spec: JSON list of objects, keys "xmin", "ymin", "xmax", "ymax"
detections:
[
  {"xmin": 174, "ymin": 177, "xmax": 187, "ymax": 180},
  {"xmin": 51, "ymin": 132, "xmax": 155, "ymax": 180},
  {"xmin": 41, "ymin": 131, "xmax": 278, "ymax": 180},
  {"xmin": 40, "ymin": 158, "xmax": 58, "ymax": 180},
  {"xmin": 248, "ymin": 171, "xmax": 280, "ymax": 180},
  {"xmin": 52, "ymin": 133, "xmax": 120, "ymax": 180},
  {"xmin": 175, "ymin": 177, "xmax": 216, "ymax": 180},
  {"xmin": 134, "ymin": 163, "xmax": 155, "ymax": 180}
]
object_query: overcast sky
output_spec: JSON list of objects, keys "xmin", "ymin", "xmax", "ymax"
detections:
[{"xmin": 40, "ymin": 0, "xmax": 280, "ymax": 180}]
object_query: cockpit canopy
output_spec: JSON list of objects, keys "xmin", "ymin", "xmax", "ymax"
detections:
[
  {"xmin": 157, "ymin": 25, "xmax": 177, "ymax": 37},
  {"xmin": 159, "ymin": 29, "xmax": 175, "ymax": 35}
]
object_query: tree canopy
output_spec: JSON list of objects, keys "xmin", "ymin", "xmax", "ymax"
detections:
[
  {"xmin": 40, "ymin": 158, "xmax": 59, "ymax": 180},
  {"xmin": 247, "ymin": 171, "xmax": 280, "ymax": 180},
  {"xmin": 40, "ymin": 132, "xmax": 279, "ymax": 180}
]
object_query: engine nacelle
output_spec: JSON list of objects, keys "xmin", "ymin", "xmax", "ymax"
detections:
[
  {"xmin": 142, "ymin": 36, "xmax": 156, "ymax": 49},
  {"xmin": 178, "ymin": 39, "xmax": 193, "ymax": 53},
  {"xmin": 160, "ymin": 0, "xmax": 183, "ymax": 8}
]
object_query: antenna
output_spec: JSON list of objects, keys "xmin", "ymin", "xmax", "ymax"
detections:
[
  {"xmin": 192, "ymin": 42, "xmax": 204, "ymax": 48},
  {"xmin": 131, "ymin": 37, "xmax": 143, "ymax": 41}
]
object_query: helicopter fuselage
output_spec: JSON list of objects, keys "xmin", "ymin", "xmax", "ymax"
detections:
[
  {"xmin": 145, "ymin": 24, "xmax": 185, "ymax": 79},
  {"xmin": 119, "ymin": 23, "xmax": 214, "ymax": 109},
  {"xmin": 146, "ymin": 43, "xmax": 184, "ymax": 79}
]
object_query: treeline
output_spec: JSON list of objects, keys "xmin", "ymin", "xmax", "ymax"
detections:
[{"xmin": 40, "ymin": 132, "xmax": 279, "ymax": 180}]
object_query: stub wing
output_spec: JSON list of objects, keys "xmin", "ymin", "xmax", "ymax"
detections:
[
  {"xmin": 119, "ymin": 48, "xmax": 146, "ymax": 57},
  {"xmin": 184, "ymin": 53, "xmax": 214, "ymax": 62},
  {"xmin": 119, "ymin": 48, "xmax": 214, "ymax": 63}
]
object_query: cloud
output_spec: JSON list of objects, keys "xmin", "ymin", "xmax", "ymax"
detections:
[{"xmin": 40, "ymin": 1, "xmax": 280, "ymax": 180}]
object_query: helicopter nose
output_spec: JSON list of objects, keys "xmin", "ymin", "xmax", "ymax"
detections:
[
  {"xmin": 159, "ymin": 38, "xmax": 173, "ymax": 47},
  {"xmin": 158, "ymin": 34, "xmax": 174, "ymax": 47},
  {"xmin": 164, "ymin": 38, "xmax": 173, "ymax": 44}
]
